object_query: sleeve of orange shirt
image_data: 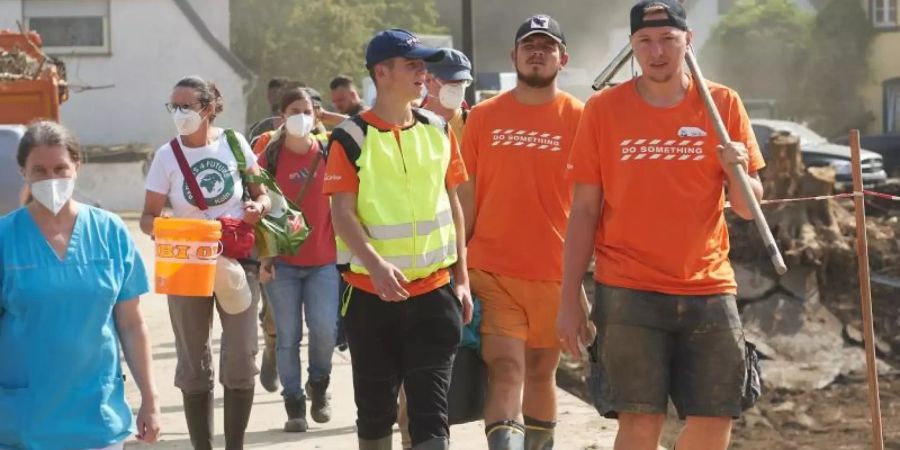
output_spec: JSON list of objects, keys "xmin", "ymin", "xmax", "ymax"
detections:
[
  {"xmin": 725, "ymin": 90, "xmax": 766, "ymax": 175},
  {"xmin": 322, "ymin": 140, "xmax": 360, "ymax": 194},
  {"xmin": 460, "ymin": 109, "xmax": 479, "ymax": 178},
  {"xmin": 567, "ymin": 94, "xmax": 604, "ymax": 186},
  {"xmin": 446, "ymin": 128, "xmax": 468, "ymax": 189}
]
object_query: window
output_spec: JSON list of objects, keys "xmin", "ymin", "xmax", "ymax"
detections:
[
  {"xmin": 885, "ymin": 78, "xmax": 900, "ymax": 133},
  {"xmin": 24, "ymin": 0, "xmax": 110, "ymax": 55},
  {"xmin": 872, "ymin": 0, "xmax": 899, "ymax": 28}
]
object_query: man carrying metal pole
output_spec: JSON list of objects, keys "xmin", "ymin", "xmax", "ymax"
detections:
[{"xmin": 558, "ymin": 1, "xmax": 765, "ymax": 449}]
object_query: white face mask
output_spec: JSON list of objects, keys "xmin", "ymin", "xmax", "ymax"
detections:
[
  {"xmin": 284, "ymin": 113, "xmax": 315, "ymax": 137},
  {"xmin": 438, "ymin": 82, "xmax": 467, "ymax": 110},
  {"xmin": 173, "ymin": 109, "xmax": 203, "ymax": 136},
  {"xmin": 31, "ymin": 177, "xmax": 75, "ymax": 215}
]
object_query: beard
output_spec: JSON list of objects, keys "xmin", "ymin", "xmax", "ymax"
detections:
[{"xmin": 516, "ymin": 67, "xmax": 557, "ymax": 88}]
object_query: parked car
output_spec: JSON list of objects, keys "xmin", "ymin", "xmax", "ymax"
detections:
[
  {"xmin": 751, "ymin": 119, "xmax": 888, "ymax": 187},
  {"xmin": 0, "ymin": 125, "xmax": 25, "ymax": 215},
  {"xmin": 833, "ymin": 133, "xmax": 900, "ymax": 179}
]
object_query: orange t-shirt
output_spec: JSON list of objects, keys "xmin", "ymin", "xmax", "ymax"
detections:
[
  {"xmin": 461, "ymin": 90, "xmax": 584, "ymax": 281},
  {"xmin": 323, "ymin": 110, "xmax": 468, "ymax": 297},
  {"xmin": 567, "ymin": 77, "xmax": 765, "ymax": 296}
]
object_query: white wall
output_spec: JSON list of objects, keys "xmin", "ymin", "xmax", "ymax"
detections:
[
  {"xmin": 187, "ymin": 0, "xmax": 230, "ymax": 46},
  {"xmin": 54, "ymin": 0, "xmax": 247, "ymax": 146},
  {"xmin": 0, "ymin": 1, "xmax": 23, "ymax": 30}
]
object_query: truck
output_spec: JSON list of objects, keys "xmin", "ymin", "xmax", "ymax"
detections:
[{"xmin": 0, "ymin": 29, "xmax": 68, "ymax": 124}]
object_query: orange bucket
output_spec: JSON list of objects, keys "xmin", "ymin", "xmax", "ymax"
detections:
[{"xmin": 153, "ymin": 218, "xmax": 222, "ymax": 297}]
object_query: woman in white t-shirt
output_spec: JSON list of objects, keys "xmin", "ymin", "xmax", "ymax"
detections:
[{"xmin": 140, "ymin": 76, "xmax": 271, "ymax": 450}]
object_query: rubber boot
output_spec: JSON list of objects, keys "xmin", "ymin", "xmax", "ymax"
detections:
[
  {"xmin": 486, "ymin": 420, "xmax": 526, "ymax": 450},
  {"xmin": 283, "ymin": 394, "xmax": 308, "ymax": 432},
  {"xmin": 524, "ymin": 415, "xmax": 556, "ymax": 450},
  {"xmin": 224, "ymin": 387, "xmax": 255, "ymax": 450},
  {"xmin": 260, "ymin": 333, "xmax": 279, "ymax": 393},
  {"xmin": 306, "ymin": 376, "xmax": 332, "ymax": 423},
  {"xmin": 359, "ymin": 435, "xmax": 393, "ymax": 450},
  {"xmin": 412, "ymin": 437, "xmax": 449, "ymax": 450},
  {"xmin": 181, "ymin": 390, "xmax": 213, "ymax": 450}
]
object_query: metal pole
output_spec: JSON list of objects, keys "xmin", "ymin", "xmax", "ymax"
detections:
[
  {"xmin": 684, "ymin": 48, "xmax": 787, "ymax": 275},
  {"xmin": 592, "ymin": 44, "xmax": 632, "ymax": 91},
  {"xmin": 461, "ymin": 0, "xmax": 476, "ymax": 106},
  {"xmin": 849, "ymin": 129, "xmax": 885, "ymax": 450}
]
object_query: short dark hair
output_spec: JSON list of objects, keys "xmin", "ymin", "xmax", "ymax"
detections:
[
  {"xmin": 18, "ymin": 120, "xmax": 81, "ymax": 168},
  {"xmin": 174, "ymin": 75, "xmax": 224, "ymax": 123},
  {"xmin": 329, "ymin": 75, "xmax": 355, "ymax": 91},
  {"xmin": 268, "ymin": 76, "xmax": 291, "ymax": 91}
]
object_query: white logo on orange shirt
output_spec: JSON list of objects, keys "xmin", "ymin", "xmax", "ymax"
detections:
[
  {"xmin": 491, "ymin": 129, "xmax": 561, "ymax": 152},
  {"xmin": 618, "ymin": 138, "xmax": 706, "ymax": 162},
  {"xmin": 678, "ymin": 126, "xmax": 708, "ymax": 137},
  {"xmin": 324, "ymin": 174, "xmax": 342, "ymax": 182}
]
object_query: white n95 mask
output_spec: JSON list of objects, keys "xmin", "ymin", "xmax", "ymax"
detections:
[
  {"xmin": 173, "ymin": 109, "xmax": 203, "ymax": 136},
  {"xmin": 31, "ymin": 177, "xmax": 75, "ymax": 215},
  {"xmin": 285, "ymin": 113, "xmax": 315, "ymax": 137},
  {"xmin": 438, "ymin": 83, "xmax": 467, "ymax": 110}
]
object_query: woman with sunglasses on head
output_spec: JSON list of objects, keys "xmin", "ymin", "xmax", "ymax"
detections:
[
  {"xmin": 0, "ymin": 121, "xmax": 159, "ymax": 449},
  {"xmin": 140, "ymin": 75, "xmax": 271, "ymax": 450}
]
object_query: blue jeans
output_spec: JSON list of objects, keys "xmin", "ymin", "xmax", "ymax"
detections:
[{"xmin": 264, "ymin": 262, "xmax": 340, "ymax": 398}]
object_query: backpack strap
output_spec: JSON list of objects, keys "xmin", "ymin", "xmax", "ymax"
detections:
[
  {"xmin": 328, "ymin": 116, "xmax": 368, "ymax": 172},
  {"xmin": 223, "ymin": 129, "xmax": 258, "ymax": 199},
  {"xmin": 224, "ymin": 128, "xmax": 246, "ymax": 172},
  {"xmin": 412, "ymin": 107, "xmax": 450, "ymax": 136},
  {"xmin": 262, "ymin": 130, "xmax": 284, "ymax": 178},
  {"xmin": 294, "ymin": 140, "xmax": 327, "ymax": 205},
  {"xmin": 170, "ymin": 138, "xmax": 209, "ymax": 211}
]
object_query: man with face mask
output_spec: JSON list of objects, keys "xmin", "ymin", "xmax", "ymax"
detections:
[
  {"xmin": 560, "ymin": 2, "xmax": 764, "ymax": 449},
  {"xmin": 423, "ymin": 48, "xmax": 473, "ymax": 142},
  {"xmin": 458, "ymin": 15, "xmax": 583, "ymax": 450}
]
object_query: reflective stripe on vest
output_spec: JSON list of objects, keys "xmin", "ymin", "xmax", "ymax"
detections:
[
  {"xmin": 333, "ymin": 110, "xmax": 457, "ymax": 280},
  {"xmin": 337, "ymin": 240, "xmax": 457, "ymax": 272}
]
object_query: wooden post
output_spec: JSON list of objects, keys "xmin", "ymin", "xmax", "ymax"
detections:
[{"xmin": 849, "ymin": 129, "xmax": 884, "ymax": 450}]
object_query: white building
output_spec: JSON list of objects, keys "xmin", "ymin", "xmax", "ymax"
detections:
[{"xmin": 0, "ymin": 0, "xmax": 255, "ymax": 147}]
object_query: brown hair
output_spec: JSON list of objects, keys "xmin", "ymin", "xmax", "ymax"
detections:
[
  {"xmin": 174, "ymin": 75, "xmax": 224, "ymax": 123},
  {"xmin": 17, "ymin": 120, "xmax": 82, "ymax": 168},
  {"xmin": 277, "ymin": 86, "xmax": 313, "ymax": 114}
]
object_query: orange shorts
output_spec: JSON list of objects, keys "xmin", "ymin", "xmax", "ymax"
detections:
[{"xmin": 469, "ymin": 269, "xmax": 561, "ymax": 349}]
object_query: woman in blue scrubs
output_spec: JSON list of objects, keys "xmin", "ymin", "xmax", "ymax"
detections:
[{"xmin": 0, "ymin": 121, "xmax": 160, "ymax": 449}]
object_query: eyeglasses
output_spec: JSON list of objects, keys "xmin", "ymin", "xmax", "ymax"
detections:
[{"xmin": 164, "ymin": 101, "xmax": 205, "ymax": 113}]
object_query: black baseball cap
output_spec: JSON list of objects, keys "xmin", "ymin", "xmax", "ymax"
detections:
[
  {"xmin": 365, "ymin": 29, "xmax": 445, "ymax": 68},
  {"xmin": 630, "ymin": 0, "xmax": 688, "ymax": 34},
  {"xmin": 515, "ymin": 15, "xmax": 566, "ymax": 46}
]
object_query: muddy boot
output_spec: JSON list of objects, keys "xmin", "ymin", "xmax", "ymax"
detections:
[
  {"xmin": 182, "ymin": 390, "xmax": 213, "ymax": 450},
  {"xmin": 486, "ymin": 420, "xmax": 525, "ymax": 450},
  {"xmin": 412, "ymin": 437, "xmax": 449, "ymax": 450},
  {"xmin": 283, "ymin": 394, "xmax": 308, "ymax": 432},
  {"xmin": 260, "ymin": 334, "xmax": 279, "ymax": 393},
  {"xmin": 359, "ymin": 436, "xmax": 393, "ymax": 450},
  {"xmin": 224, "ymin": 387, "xmax": 255, "ymax": 450},
  {"xmin": 306, "ymin": 376, "xmax": 332, "ymax": 423},
  {"xmin": 524, "ymin": 416, "xmax": 555, "ymax": 450}
]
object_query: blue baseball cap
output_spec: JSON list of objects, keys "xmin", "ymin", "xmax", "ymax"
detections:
[
  {"xmin": 366, "ymin": 29, "xmax": 446, "ymax": 68},
  {"xmin": 426, "ymin": 48, "xmax": 473, "ymax": 83}
]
